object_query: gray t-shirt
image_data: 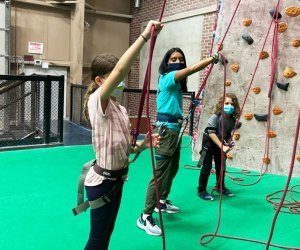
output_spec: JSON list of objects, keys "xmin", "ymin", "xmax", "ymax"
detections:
[{"xmin": 207, "ymin": 114, "xmax": 219, "ymax": 134}]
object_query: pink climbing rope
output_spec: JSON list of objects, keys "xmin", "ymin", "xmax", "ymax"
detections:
[
  {"xmin": 201, "ymin": 0, "xmax": 300, "ymax": 249},
  {"xmin": 132, "ymin": 1, "xmax": 168, "ymax": 249}
]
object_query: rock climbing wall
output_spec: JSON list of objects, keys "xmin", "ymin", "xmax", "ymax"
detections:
[{"xmin": 193, "ymin": 0, "xmax": 300, "ymax": 176}]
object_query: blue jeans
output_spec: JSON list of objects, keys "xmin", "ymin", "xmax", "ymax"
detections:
[{"xmin": 84, "ymin": 179, "xmax": 124, "ymax": 250}]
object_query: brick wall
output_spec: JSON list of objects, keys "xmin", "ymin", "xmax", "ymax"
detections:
[{"xmin": 128, "ymin": 0, "xmax": 217, "ymax": 133}]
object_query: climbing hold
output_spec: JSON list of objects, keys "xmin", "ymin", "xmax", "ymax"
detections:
[
  {"xmin": 243, "ymin": 18, "xmax": 252, "ymax": 26},
  {"xmin": 291, "ymin": 39, "xmax": 300, "ymax": 47},
  {"xmin": 296, "ymin": 155, "xmax": 300, "ymax": 162},
  {"xmin": 230, "ymin": 63, "xmax": 239, "ymax": 73},
  {"xmin": 283, "ymin": 67, "xmax": 297, "ymax": 78},
  {"xmin": 225, "ymin": 79, "xmax": 232, "ymax": 86},
  {"xmin": 272, "ymin": 106, "xmax": 283, "ymax": 115},
  {"xmin": 267, "ymin": 130, "xmax": 277, "ymax": 138},
  {"xmin": 278, "ymin": 22, "xmax": 288, "ymax": 33},
  {"xmin": 252, "ymin": 86, "xmax": 261, "ymax": 94},
  {"xmin": 242, "ymin": 33, "xmax": 254, "ymax": 45},
  {"xmin": 260, "ymin": 51, "xmax": 269, "ymax": 59},
  {"xmin": 217, "ymin": 43, "xmax": 223, "ymax": 51},
  {"xmin": 263, "ymin": 157, "xmax": 271, "ymax": 164},
  {"xmin": 212, "ymin": 31, "xmax": 216, "ymax": 39},
  {"xmin": 269, "ymin": 7, "xmax": 282, "ymax": 19},
  {"xmin": 254, "ymin": 113, "xmax": 268, "ymax": 122},
  {"xmin": 244, "ymin": 113, "xmax": 253, "ymax": 120},
  {"xmin": 226, "ymin": 153, "xmax": 233, "ymax": 160},
  {"xmin": 219, "ymin": 56, "xmax": 228, "ymax": 65},
  {"xmin": 276, "ymin": 82, "xmax": 289, "ymax": 91},
  {"xmin": 233, "ymin": 132, "xmax": 240, "ymax": 140},
  {"xmin": 285, "ymin": 6, "xmax": 300, "ymax": 17}
]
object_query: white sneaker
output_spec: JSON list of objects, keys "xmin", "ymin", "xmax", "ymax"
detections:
[
  {"xmin": 137, "ymin": 214, "xmax": 162, "ymax": 236},
  {"xmin": 154, "ymin": 200, "xmax": 180, "ymax": 213}
]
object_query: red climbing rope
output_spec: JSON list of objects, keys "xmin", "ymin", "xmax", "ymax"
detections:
[
  {"xmin": 266, "ymin": 109, "xmax": 300, "ymax": 249},
  {"xmin": 132, "ymin": 1, "xmax": 167, "ymax": 146},
  {"xmin": 132, "ymin": 1, "xmax": 168, "ymax": 249},
  {"xmin": 227, "ymin": 0, "xmax": 281, "ymax": 185},
  {"xmin": 195, "ymin": 0, "xmax": 243, "ymax": 244},
  {"xmin": 200, "ymin": 0, "xmax": 300, "ymax": 249}
]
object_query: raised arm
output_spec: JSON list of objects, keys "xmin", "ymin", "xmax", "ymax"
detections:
[
  {"xmin": 174, "ymin": 55, "xmax": 217, "ymax": 82},
  {"xmin": 100, "ymin": 20, "xmax": 163, "ymax": 100}
]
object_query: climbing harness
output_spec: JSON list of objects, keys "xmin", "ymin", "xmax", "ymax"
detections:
[
  {"xmin": 196, "ymin": 111, "xmax": 236, "ymax": 166},
  {"xmin": 72, "ymin": 160, "xmax": 128, "ymax": 216}
]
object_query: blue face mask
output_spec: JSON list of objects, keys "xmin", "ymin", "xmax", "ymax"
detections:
[
  {"xmin": 111, "ymin": 80, "xmax": 125, "ymax": 97},
  {"xmin": 224, "ymin": 104, "xmax": 235, "ymax": 115},
  {"xmin": 168, "ymin": 63, "xmax": 185, "ymax": 72}
]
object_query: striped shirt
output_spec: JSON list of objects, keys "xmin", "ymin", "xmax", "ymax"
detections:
[{"xmin": 84, "ymin": 87, "xmax": 131, "ymax": 186}]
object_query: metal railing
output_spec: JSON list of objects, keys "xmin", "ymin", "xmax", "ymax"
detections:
[
  {"xmin": 70, "ymin": 83, "xmax": 195, "ymax": 135},
  {"xmin": 0, "ymin": 74, "xmax": 64, "ymax": 150}
]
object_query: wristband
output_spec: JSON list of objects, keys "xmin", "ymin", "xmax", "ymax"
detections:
[{"xmin": 140, "ymin": 34, "xmax": 148, "ymax": 42}]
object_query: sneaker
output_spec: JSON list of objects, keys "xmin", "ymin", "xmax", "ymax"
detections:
[
  {"xmin": 198, "ymin": 190, "xmax": 214, "ymax": 201},
  {"xmin": 137, "ymin": 214, "xmax": 162, "ymax": 236},
  {"xmin": 216, "ymin": 188, "xmax": 234, "ymax": 197},
  {"xmin": 154, "ymin": 200, "xmax": 180, "ymax": 213}
]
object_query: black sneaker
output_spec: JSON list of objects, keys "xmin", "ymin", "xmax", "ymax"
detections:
[
  {"xmin": 137, "ymin": 213, "xmax": 162, "ymax": 236},
  {"xmin": 216, "ymin": 188, "xmax": 234, "ymax": 197},
  {"xmin": 154, "ymin": 200, "xmax": 180, "ymax": 213},
  {"xmin": 198, "ymin": 190, "xmax": 214, "ymax": 201}
]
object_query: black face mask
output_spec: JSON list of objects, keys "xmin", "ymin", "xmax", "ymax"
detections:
[{"xmin": 168, "ymin": 63, "xmax": 185, "ymax": 72}]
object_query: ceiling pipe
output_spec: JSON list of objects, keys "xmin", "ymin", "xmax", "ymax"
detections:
[{"xmin": 135, "ymin": 0, "xmax": 140, "ymax": 8}]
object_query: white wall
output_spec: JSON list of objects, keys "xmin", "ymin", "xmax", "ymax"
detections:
[{"xmin": 140, "ymin": 13, "xmax": 204, "ymax": 91}]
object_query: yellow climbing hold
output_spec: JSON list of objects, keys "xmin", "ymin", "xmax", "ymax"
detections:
[
  {"xmin": 283, "ymin": 67, "xmax": 297, "ymax": 78},
  {"xmin": 285, "ymin": 6, "xmax": 300, "ymax": 17},
  {"xmin": 243, "ymin": 18, "xmax": 252, "ymax": 26},
  {"xmin": 278, "ymin": 22, "xmax": 288, "ymax": 33}
]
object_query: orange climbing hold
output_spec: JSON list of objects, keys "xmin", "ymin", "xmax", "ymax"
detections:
[
  {"xmin": 296, "ymin": 155, "xmax": 300, "ymax": 162},
  {"xmin": 283, "ymin": 67, "xmax": 297, "ymax": 78},
  {"xmin": 231, "ymin": 63, "xmax": 239, "ymax": 73},
  {"xmin": 267, "ymin": 130, "xmax": 277, "ymax": 138},
  {"xmin": 263, "ymin": 157, "xmax": 271, "ymax": 164},
  {"xmin": 291, "ymin": 39, "xmax": 300, "ymax": 47},
  {"xmin": 226, "ymin": 153, "xmax": 233, "ymax": 160},
  {"xmin": 244, "ymin": 113, "xmax": 253, "ymax": 120},
  {"xmin": 278, "ymin": 22, "xmax": 288, "ymax": 33},
  {"xmin": 272, "ymin": 106, "xmax": 283, "ymax": 115},
  {"xmin": 260, "ymin": 51, "xmax": 269, "ymax": 59},
  {"xmin": 225, "ymin": 79, "xmax": 232, "ymax": 86},
  {"xmin": 243, "ymin": 18, "xmax": 252, "ymax": 26},
  {"xmin": 233, "ymin": 132, "xmax": 240, "ymax": 140},
  {"xmin": 285, "ymin": 6, "xmax": 300, "ymax": 17},
  {"xmin": 252, "ymin": 86, "xmax": 261, "ymax": 94}
]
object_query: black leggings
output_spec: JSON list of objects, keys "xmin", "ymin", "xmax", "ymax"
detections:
[
  {"xmin": 84, "ymin": 179, "xmax": 124, "ymax": 250},
  {"xmin": 198, "ymin": 143, "xmax": 226, "ymax": 192}
]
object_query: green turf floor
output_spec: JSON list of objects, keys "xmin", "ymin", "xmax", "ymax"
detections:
[{"xmin": 0, "ymin": 136, "xmax": 299, "ymax": 250}]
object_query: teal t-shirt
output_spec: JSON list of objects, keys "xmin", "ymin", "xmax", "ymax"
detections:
[
  {"xmin": 156, "ymin": 71, "xmax": 183, "ymax": 132},
  {"xmin": 156, "ymin": 71, "xmax": 183, "ymax": 118}
]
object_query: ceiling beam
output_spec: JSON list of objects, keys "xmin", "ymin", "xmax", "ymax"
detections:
[{"xmin": 13, "ymin": 0, "xmax": 70, "ymax": 11}]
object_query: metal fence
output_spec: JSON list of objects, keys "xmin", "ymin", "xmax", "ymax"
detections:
[
  {"xmin": 70, "ymin": 84, "xmax": 195, "ymax": 135},
  {"xmin": 0, "ymin": 74, "xmax": 64, "ymax": 150}
]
